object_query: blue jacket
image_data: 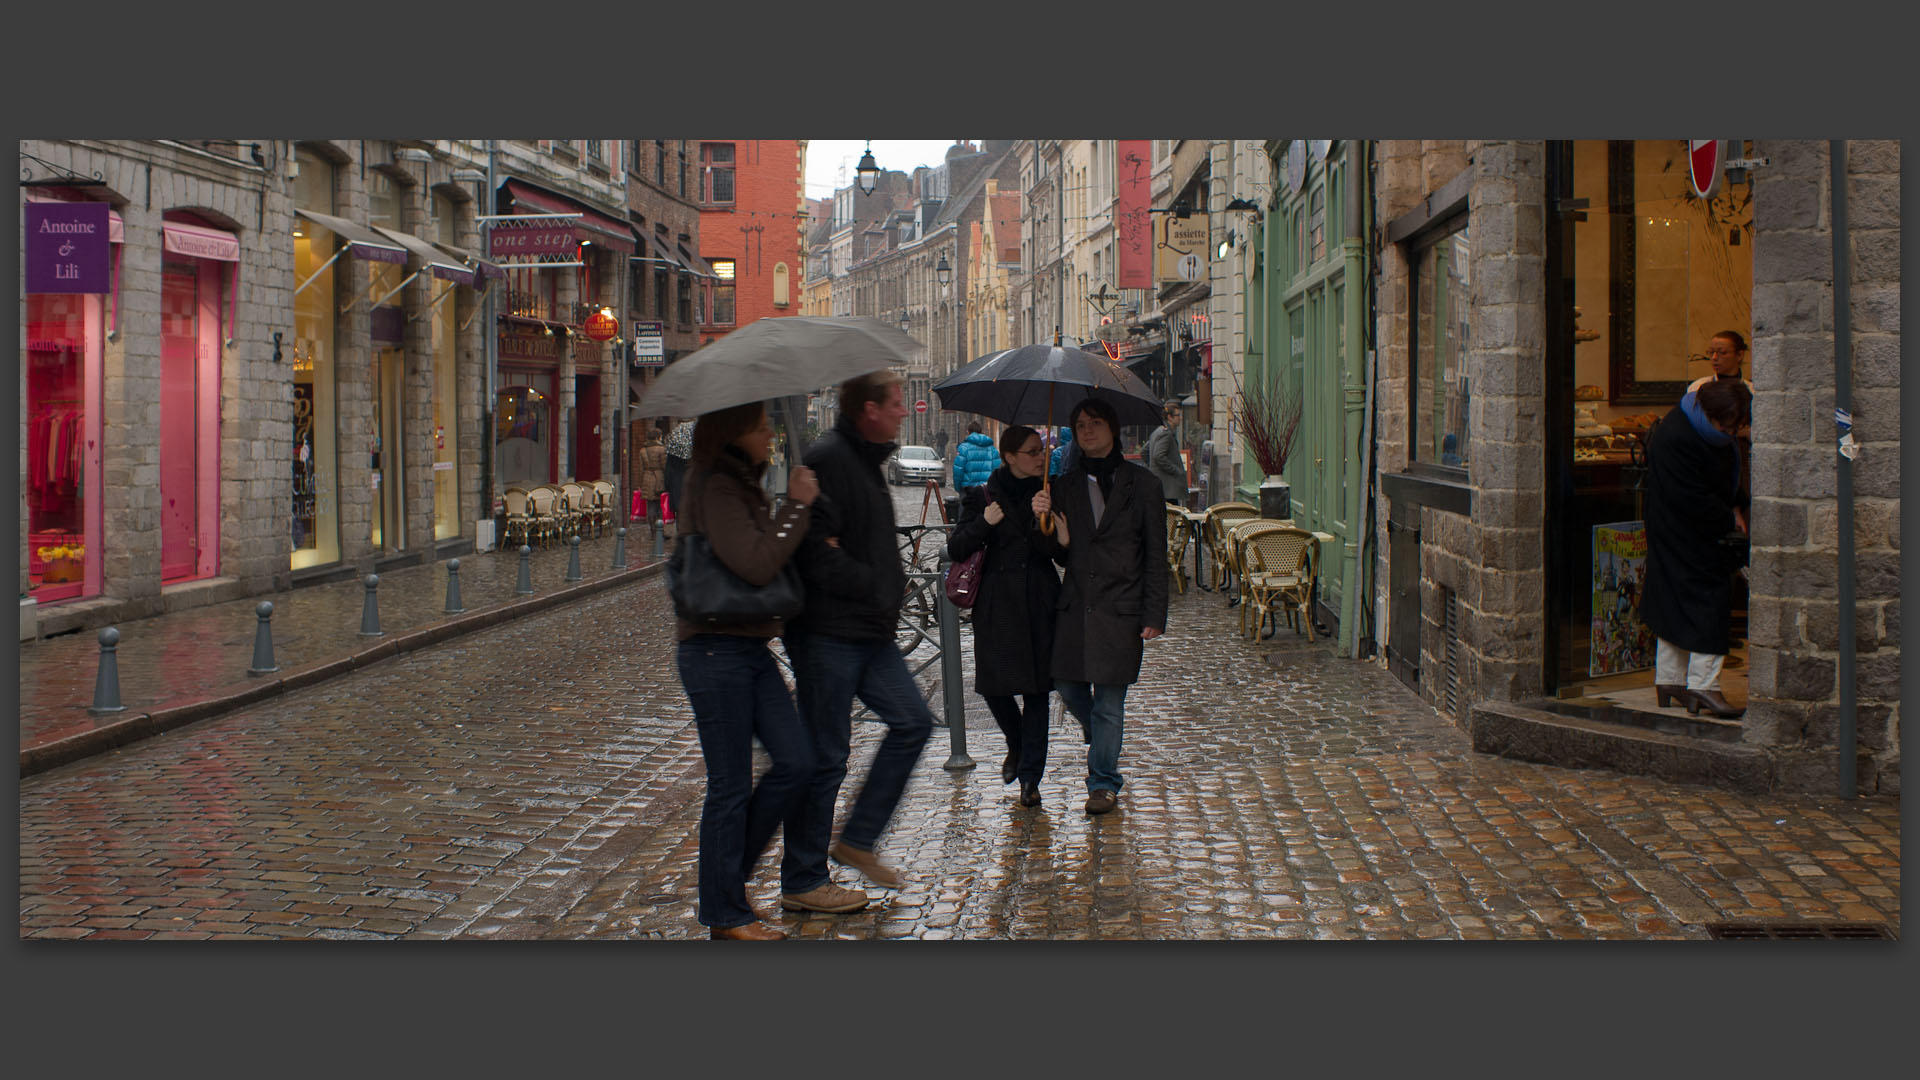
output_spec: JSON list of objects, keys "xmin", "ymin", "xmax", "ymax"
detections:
[
  {"xmin": 1049, "ymin": 428, "xmax": 1076, "ymax": 477},
  {"xmin": 951, "ymin": 432, "xmax": 998, "ymax": 489}
]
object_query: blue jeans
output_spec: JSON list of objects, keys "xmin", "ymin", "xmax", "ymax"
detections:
[
  {"xmin": 677, "ymin": 634, "xmax": 815, "ymax": 929},
  {"xmin": 1053, "ymin": 680, "xmax": 1129, "ymax": 793},
  {"xmin": 780, "ymin": 630, "xmax": 934, "ymax": 893}
]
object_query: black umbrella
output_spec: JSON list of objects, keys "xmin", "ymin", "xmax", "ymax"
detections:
[{"xmin": 932, "ymin": 341, "xmax": 1163, "ymax": 533}]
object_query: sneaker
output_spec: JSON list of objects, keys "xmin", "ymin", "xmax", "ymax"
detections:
[
  {"xmin": 1084, "ymin": 789, "xmax": 1118, "ymax": 815},
  {"xmin": 829, "ymin": 841, "xmax": 904, "ymax": 889},
  {"xmin": 779, "ymin": 882, "xmax": 870, "ymax": 914}
]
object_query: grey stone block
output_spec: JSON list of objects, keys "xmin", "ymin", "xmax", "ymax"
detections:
[
  {"xmin": 1851, "ymin": 228, "xmax": 1902, "ymax": 282},
  {"xmin": 1774, "ymin": 650, "xmax": 1837, "ymax": 701},
  {"xmin": 1754, "ymin": 229, "xmax": 1834, "ymax": 285},
  {"xmin": 1845, "ymin": 176, "xmax": 1901, "ymax": 229},
  {"xmin": 1851, "ymin": 331, "xmax": 1902, "ymax": 388},
  {"xmin": 1849, "ymin": 284, "xmax": 1899, "ymax": 335},
  {"xmin": 1754, "ymin": 178, "xmax": 1822, "ymax": 230}
]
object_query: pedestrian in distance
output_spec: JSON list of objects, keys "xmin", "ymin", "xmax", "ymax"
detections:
[
  {"xmin": 1050, "ymin": 425, "xmax": 1077, "ymax": 477},
  {"xmin": 630, "ymin": 425, "xmax": 668, "ymax": 536},
  {"xmin": 945, "ymin": 424, "xmax": 1062, "ymax": 809},
  {"xmin": 1145, "ymin": 400, "xmax": 1188, "ymax": 506},
  {"xmin": 780, "ymin": 369, "xmax": 935, "ymax": 913},
  {"xmin": 1638, "ymin": 378, "xmax": 1752, "ymax": 720},
  {"xmin": 1031, "ymin": 397, "xmax": 1170, "ymax": 815},
  {"xmin": 951, "ymin": 419, "xmax": 998, "ymax": 496},
  {"xmin": 673, "ymin": 400, "xmax": 820, "ymax": 940},
  {"xmin": 663, "ymin": 418, "xmax": 694, "ymax": 524}
]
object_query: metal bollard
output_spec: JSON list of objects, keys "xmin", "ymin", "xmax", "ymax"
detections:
[
  {"xmin": 937, "ymin": 550, "xmax": 974, "ymax": 771},
  {"xmin": 359, "ymin": 574, "xmax": 384, "ymax": 636},
  {"xmin": 516, "ymin": 545, "xmax": 535, "ymax": 595},
  {"xmin": 650, "ymin": 519, "xmax": 665, "ymax": 560},
  {"xmin": 565, "ymin": 535, "xmax": 583, "ymax": 582},
  {"xmin": 444, "ymin": 558, "xmax": 466, "ymax": 614},
  {"xmin": 612, "ymin": 527, "xmax": 627, "ymax": 570},
  {"xmin": 89, "ymin": 627, "xmax": 126, "ymax": 714},
  {"xmin": 247, "ymin": 601, "xmax": 280, "ymax": 675}
]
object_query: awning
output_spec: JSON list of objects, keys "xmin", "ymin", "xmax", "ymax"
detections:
[
  {"xmin": 678, "ymin": 242, "xmax": 715, "ymax": 277},
  {"xmin": 24, "ymin": 189, "xmax": 123, "ymax": 243},
  {"xmin": 294, "ymin": 207, "xmax": 408, "ymax": 264},
  {"xmin": 435, "ymin": 239, "xmax": 505, "ymax": 282},
  {"xmin": 371, "ymin": 225, "xmax": 475, "ymax": 286},
  {"xmin": 162, "ymin": 220, "xmax": 239, "ymax": 262},
  {"xmin": 504, "ymin": 180, "xmax": 635, "ymax": 253}
]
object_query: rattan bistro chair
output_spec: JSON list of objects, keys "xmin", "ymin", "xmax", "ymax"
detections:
[
  {"xmin": 589, "ymin": 480, "xmax": 617, "ymax": 535},
  {"xmin": 1224, "ymin": 520, "xmax": 1290, "ymax": 631},
  {"xmin": 501, "ymin": 488, "xmax": 534, "ymax": 549},
  {"xmin": 1201, "ymin": 502, "xmax": 1258, "ymax": 591},
  {"xmin": 1164, "ymin": 504, "xmax": 1193, "ymax": 595},
  {"xmin": 559, "ymin": 482, "xmax": 592, "ymax": 539},
  {"xmin": 526, "ymin": 486, "xmax": 562, "ymax": 549},
  {"xmin": 1243, "ymin": 526, "xmax": 1320, "ymax": 642}
]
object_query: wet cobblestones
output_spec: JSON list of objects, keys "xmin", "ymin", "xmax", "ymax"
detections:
[{"xmin": 15, "ymin": 488, "xmax": 1900, "ymax": 941}]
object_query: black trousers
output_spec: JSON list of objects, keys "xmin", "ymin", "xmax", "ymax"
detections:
[{"xmin": 983, "ymin": 693, "xmax": 1050, "ymax": 785}]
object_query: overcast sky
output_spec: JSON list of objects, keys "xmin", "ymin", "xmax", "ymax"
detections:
[{"xmin": 803, "ymin": 140, "xmax": 972, "ymax": 199}]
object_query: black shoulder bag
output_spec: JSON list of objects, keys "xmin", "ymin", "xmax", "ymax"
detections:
[{"xmin": 666, "ymin": 532, "xmax": 805, "ymax": 626}]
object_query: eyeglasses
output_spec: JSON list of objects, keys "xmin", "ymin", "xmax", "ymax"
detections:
[{"xmin": 1013, "ymin": 445, "xmax": 1046, "ymax": 457}]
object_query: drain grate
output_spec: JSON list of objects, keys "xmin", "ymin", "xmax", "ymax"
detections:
[{"xmin": 1706, "ymin": 922, "xmax": 1895, "ymax": 941}]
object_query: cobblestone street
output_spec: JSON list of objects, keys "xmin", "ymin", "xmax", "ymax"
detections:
[{"xmin": 16, "ymin": 488, "xmax": 1900, "ymax": 941}]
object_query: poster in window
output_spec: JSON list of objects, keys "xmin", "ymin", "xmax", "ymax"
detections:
[
  {"xmin": 292, "ymin": 382, "xmax": 317, "ymax": 550},
  {"xmin": 1590, "ymin": 521, "xmax": 1655, "ymax": 677}
]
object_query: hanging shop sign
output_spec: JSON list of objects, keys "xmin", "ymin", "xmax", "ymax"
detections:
[
  {"xmin": 584, "ymin": 308, "xmax": 618, "ymax": 342},
  {"xmin": 632, "ymin": 320, "xmax": 666, "ymax": 367},
  {"xmin": 1688, "ymin": 140, "xmax": 1726, "ymax": 200},
  {"xmin": 1116, "ymin": 139, "xmax": 1153, "ymax": 290},
  {"xmin": 25, "ymin": 201, "xmax": 110, "ymax": 293},
  {"xmin": 490, "ymin": 225, "xmax": 579, "ymax": 258},
  {"xmin": 1156, "ymin": 212, "xmax": 1210, "ymax": 284}
]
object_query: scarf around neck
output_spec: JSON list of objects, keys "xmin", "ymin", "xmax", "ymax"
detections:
[{"xmin": 1081, "ymin": 447, "xmax": 1122, "ymax": 497}]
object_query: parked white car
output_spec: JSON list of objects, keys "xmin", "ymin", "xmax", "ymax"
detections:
[{"xmin": 888, "ymin": 445, "xmax": 944, "ymax": 486}]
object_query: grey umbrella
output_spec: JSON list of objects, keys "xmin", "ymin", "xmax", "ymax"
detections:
[{"xmin": 634, "ymin": 315, "xmax": 919, "ymax": 419}]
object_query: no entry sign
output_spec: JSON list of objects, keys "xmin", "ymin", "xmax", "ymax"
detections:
[
  {"xmin": 1689, "ymin": 140, "xmax": 1726, "ymax": 199},
  {"xmin": 914, "ymin": 400, "xmax": 929, "ymax": 414}
]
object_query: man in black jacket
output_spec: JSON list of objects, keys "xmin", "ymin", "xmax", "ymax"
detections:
[
  {"xmin": 1032, "ymin": 397, "xmax": 1170, "ymax": 815},
  {"xmin": 778, "ymin": 369, "xmax": 933, "ymax": 913}
]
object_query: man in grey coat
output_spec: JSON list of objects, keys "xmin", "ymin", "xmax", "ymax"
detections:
[
  {"xmin": 1144, "ymin": 400, "xmax": 1187, "ymax": 506},
  {"xmin": 1031, "ymin": 397, "xmax": 1170, "ymax": 815}
]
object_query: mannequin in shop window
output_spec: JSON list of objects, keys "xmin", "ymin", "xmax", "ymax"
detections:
[{"xmin": 1637, "ymin": 377, "xmax": 1751, "ymax": 719}]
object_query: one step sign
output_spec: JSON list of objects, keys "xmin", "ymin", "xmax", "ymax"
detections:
[{"xmin": 27, "ymin": 201, "xmax": 109, "ymax": 294}]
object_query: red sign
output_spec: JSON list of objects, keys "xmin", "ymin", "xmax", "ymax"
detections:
[
  {"xmin": 914, "ymin": 400, "xmax": 928, "ymax": 414},
  {"xmin": 1116, "ymin": 139, "xmax": 1153, "ymax": 290},
  {"xmin": 1688, "ymin": 140, "xmax": 1725, "ymax": 199},
  {"xmin": 501, "ymin": 331, "xmax": 564, "ymax": 362},
  {"xmin": 584, "ymin": 309, "xmax": 618, "ymax": 341},
  {"xmin": 490, "ymin": 226, "xmax": 577, "ymax": 258}
]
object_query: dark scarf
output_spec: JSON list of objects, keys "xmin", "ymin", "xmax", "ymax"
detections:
[
  {"xmin": 991, "ymin": 467, "xmax": 1044, "ymax": 529},
  {"xmin": 1081, "ymin": 446, "xmax": 1122, "ymax": 498}
]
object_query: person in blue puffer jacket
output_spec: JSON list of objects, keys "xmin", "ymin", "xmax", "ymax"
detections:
[
  {"xmin": 951, "ymin": 421, "xmax": 999, "ymax": 495},
  {"xmin": 1049, "ymin": 425, "xmax": 1076, "ymax": 477}
]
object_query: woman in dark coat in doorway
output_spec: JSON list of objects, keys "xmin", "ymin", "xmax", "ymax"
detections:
[
  {"xmin": 1637, "ymin": 378, "xmax": 1752, "ymax": 719},
  {"xmin": 945, "ymin": 425, "xmax": 1061, "ymax": 808}
]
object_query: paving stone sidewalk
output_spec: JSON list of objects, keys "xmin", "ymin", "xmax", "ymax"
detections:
[{"xmin": 17, "ymin": 526, "xmax": 666, "ymax": 772}]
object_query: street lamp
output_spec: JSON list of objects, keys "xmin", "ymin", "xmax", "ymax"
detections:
[
  {"xmin": 935, "ymin": 252, "xmax": 952, "ymax": 287},
  {"xmin": 856, "ymin": 142, "xmax": 879, "ymax": 195}
]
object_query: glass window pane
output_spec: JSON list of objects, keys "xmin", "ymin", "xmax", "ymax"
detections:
[{"xmin": 1412, "ymin": 220, "xmax": 1471, "ymax": 468}]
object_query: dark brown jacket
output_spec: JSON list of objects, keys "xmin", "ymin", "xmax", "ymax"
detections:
[{"xmin": 675, "ymin": 446, "xmax": 810, "ymax": 642}]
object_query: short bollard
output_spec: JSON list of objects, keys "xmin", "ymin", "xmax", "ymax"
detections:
[
  {"xmin": 359, "ymin": 574, "xmax": 384, "ymax": 636},
  {"xmin": 444, "ymin": 558, "xmax": 466, "ymax": 614},
  {"xmin": 565, "ymin": 535, "xmax": 583, "ymax": 582},
  {"xmin": 247, "ymin": 601, "xmax": 280, "ymax": 675},
  {"xmin": 612, "ymin": 527, "xmax": 628, "ymax": 570},
  {"xmin": 650, "ymin": 520, "xmax": 665, "ymax": 560},
  {"xmin": 516, "ymin": 545, "xmax": 535, "ymax": 595},
  {"xmin": 89, "ymin": 627, "xmax": 126, "ymax": 714}
]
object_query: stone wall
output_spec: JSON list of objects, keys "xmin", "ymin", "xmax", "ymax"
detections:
[{"xmin": 1744, "ymin": 139, "xmax": 1902, "ymax": 794}]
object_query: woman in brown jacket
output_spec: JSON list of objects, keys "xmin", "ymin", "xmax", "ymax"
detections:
[
  {"xmin": 630, "ymin": 424, "xmax": 669, "ymax": 533},
  {"xmin": 674, "ymin": 400, "xmax": 818, "ymax": 940}
]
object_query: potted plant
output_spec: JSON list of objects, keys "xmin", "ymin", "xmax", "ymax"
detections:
[{"xmin": 1231, "ymin": 378, "xmax": 1304, "ymax": 521}]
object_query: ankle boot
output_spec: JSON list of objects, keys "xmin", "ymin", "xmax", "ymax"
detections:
[
  {"xmin": 1686, "ymin": 688, "xmax": 1745, "ymax": 719},
  {"xmin": 1655, "ymin": 684, "xmax": 1690, "ymax": 709}
]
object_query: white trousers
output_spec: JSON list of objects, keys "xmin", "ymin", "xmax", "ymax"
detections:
[{"xmin": 1655, "ymin": 638, "xmax": 1724, "ymax": 691}]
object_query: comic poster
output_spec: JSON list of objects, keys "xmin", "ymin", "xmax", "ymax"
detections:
[{"xmin": 1591, "ymin": 521, "xmax": 1655, "ymax": 676}]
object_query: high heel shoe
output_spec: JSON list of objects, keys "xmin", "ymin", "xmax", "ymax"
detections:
[
  {"xmin": 1685, "ymin": 689, "xmax": 1746, "ymax": 719},
  {"xmin": 710, "ymin": 920, "xmax": 787, "ymax": 941},
  {"xmin": 1655, "ymin": 684, "xmax": 1691, "ymax": 709},
  {"xmin": 1018, "ymin": 780, "xmax": 1042, "ymax": 808}
]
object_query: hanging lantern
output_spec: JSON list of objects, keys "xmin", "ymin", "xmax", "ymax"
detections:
[{"xmin": 584, "ymin": 306, "xmax": 618, "ymax": 342}]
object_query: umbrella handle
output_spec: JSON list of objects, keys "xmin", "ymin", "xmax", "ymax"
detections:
[{"xmin": 1037, "ymin": 475, "xmax": 1055, "ymax": 535}]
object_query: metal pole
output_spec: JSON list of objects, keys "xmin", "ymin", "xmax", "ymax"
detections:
[
  {"xmin": 444, "ymin": 558, "xmax": 466, "ymax": 614},
  {"xmin": 359, "ymin": 574, "xmax": 383, "ymax": 636},
  {"xmin": 89, "ymin": 627, "xmax": 125, "ymax": 713},
  {"xmin": 1830, "ymin": 140, "xmax": 1858, "ymax": 799},
  {"xmin": 481, "ymin": 140, "xmax": 498, "ymax": 549},
  {"xmin": 937, "ymin": 548, "xmax": 973, "ymax": 771}
]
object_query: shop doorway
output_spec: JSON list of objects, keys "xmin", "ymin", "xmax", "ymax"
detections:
[
  {"xmin": 370, "ymin": 345, "xmax": 406, "ymax": 552},
  {"xmin": 159, "ymin": 258, "xmax": 219, "ymax": 583},
  {"xmin": 1546, "ymin": 140, "xmax": 1754, "ymax": 707},
  {"xmin": 572, "ymin": 373, "xmax": 602, "ymax": 482}
]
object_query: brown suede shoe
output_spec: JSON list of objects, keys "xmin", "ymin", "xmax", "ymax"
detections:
[
  {"xmin": 779, "ymin": 882, "xmax": 871, "ymax": 913},
  {"xmin": 710, "ymin": 920, "xmax": 787, "ymax": 940},
  {"xmin": 1085, "ymin": 789, "xmax": 1118, "ymax": 815},
  {"xmin": 829, "ymin": 841, "xmax": 904, "ymax": 889},
  {"xmin": 1686, "ymin": 688, "xmax": 1745, "ymax": 719}
]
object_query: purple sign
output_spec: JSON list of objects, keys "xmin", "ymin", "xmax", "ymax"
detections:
[
  {"xmin": 26, "ymin": 202, "xmax": 110, "ymax": 293},
  {"xmin": 489, "ymin": 225, "xmax": 577, "ymax": 258}
]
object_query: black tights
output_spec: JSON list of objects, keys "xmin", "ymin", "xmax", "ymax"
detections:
[{"xmin": 983, "ymin": 693, "xmax": 1050, "ymax": 785}]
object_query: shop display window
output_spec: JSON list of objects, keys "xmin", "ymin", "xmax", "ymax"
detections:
[
  {"xmin": 26, "ymin": 293, "xmax": 99, "ymax": 603},
  {"xmin": 292, "ymin": 210, "xmax": 341, "ymax": 569},
  {"xmin": 1411, "ymin": 217, "xmax": 1471, "ymax": 469}
]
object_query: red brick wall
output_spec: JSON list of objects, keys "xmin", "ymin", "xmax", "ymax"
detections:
[{"xmin": 695, "ymin": 140, "xmax": 806, "ymax": 341}]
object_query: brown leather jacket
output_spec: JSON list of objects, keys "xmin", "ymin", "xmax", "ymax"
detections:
[
  {"xmin": 675, "ymin": 446, "xmax": 810, "ymax": 641},
  {"xmin": 630, "ymin": 430, "xmax": 669, "ymax": 501}
]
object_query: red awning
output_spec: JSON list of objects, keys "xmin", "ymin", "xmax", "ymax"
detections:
[{"xmin": 503, "ymin": 180, "xmax": 635, "ymax": 253}]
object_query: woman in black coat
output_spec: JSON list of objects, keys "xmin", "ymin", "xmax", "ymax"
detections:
[
  {"xmin": 1637, "ymin": 378, "xmax": 1752, "ymax": 719},
  {"xmin": 945, "ymin": 425, "xmax": 1060, "ymax": 808}
]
